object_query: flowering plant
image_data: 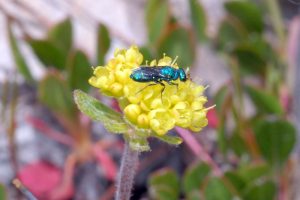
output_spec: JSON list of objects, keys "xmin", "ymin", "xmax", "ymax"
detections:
[{"xmin": 75, "ymin": 46, "xmax": 209, "ymax": 151}]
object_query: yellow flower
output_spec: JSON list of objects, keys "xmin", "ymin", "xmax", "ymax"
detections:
[{"xmin": 89, "ymin": 46, "xmax": 209, "ymax": 135}]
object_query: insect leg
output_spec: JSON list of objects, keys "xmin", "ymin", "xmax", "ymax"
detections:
[
  {"xmin": 156, "ymin": 81, "xmax": 165, "ymax": 102},
  {"xmin": 167, "ymin": 81, "xmax": 178, "ymax": 92},
  {"xmin": 136, "ymin": 83, "xmax": 158, "ymax": 94}
]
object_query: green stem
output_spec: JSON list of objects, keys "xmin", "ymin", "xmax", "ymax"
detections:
[
  {"xmin": 115, "ymin": 142, "xmax": 139, "ymax": 200},
  {"xmin": 264, "ymin": 0, "xmax": 285, "ymax": 45}
]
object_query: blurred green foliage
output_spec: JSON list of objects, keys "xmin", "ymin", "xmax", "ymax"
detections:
[
  {"xmin": 0, "ymin": 184, "xmax": 6, "ymax": 200},
  {"xmin": 8, "ymin": 0, "xmax": 296, "ymax": 199}
]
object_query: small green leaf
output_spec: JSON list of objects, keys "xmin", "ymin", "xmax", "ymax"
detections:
[
  {"xmin": 245, "ymin": 86, "xmax": 283, "ymax": 115},
  {"xmin": 243, "ymin": 181, "xmax": 276, "ymax": 200},
  {"xmin": 28, "ymin": 39, "xmax": 66, "ymax": 69},
  {"xmin": 154, "ymin": 134, "xmax": 182, "ymax": 145},
  {"xmin": 225, "ymin": 171, "xmax": 245, "ymax": 192},
  {"xmin": 254, "ymin": 119, "xmax": 296, "ymax": 166},
  {"xmin": 204, "ymin": 177, "xmax": 233, "ymax": 200},
  {"xmin": 238, "ymin": 164, "xmax": 270, "ymax": 183},
  {"xmin": 0, "ymin": 184, "xmax": 6, "ymax": 200},
  {"xmin": 214, "ymin": 84, "xmax": 230, "ymax": 115},
  {"xmin": 217, "ymin": 18, "xmax": 246, "ymax": 51},
  {"xmin": 8, "ymin": 24, "xmax": 34, "ymax": 82},
  {"xmin": 225, "ymin": 1, "xmax": 263, "ymax": 33},
  {"xmin": 146, "ymin": 0, "xmax": 170, "ymax": 45},
  {"xmin": 97, "ymin": 24, "xmax": 110, "ymax": 65},
  {"xmin": 73, "ymin": 90, "xmax": 130, "ymax": 133},
  {"xmin": 228, "ymin": 131, "xmax": 247, "ymax": 157},
  {"xmin": 149, "ymin": 169, "xmax": 180, "ymax": 200},
  {"xmin": 38, "ymin": 73, "xmax": 75, "ymax": 117},
  {"xmin": 232, "ymin": 44, "xmax": 266, "ymax": 75},
  {"xmin": 158, "ymin": 27, "xmax": 195, "ymax": 67},
  {"xmin": 189, "ymin": 0, "xmax": 206, "ymax": 41},
  {"xmin": 48, "ymin": 18, "xmax": 72, "ymax": 54},
  {"xmin": 67, "ymin": 50, "xmax": 92, "ymax": 92},
  {"xmin": 183, "ymin": 162, "xmax": 210, "ymax": 194}
]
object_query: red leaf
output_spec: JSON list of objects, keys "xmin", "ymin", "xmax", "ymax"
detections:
[{"xmin": 17, "ymin": 161, "xmax": 62, "ymax": 198}]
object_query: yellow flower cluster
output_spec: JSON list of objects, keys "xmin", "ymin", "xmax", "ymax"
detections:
[{"xmin": 89, "ymin": 46, "xmax": 208, "ymax": 135}]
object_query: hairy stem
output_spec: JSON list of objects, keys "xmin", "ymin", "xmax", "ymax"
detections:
[{"xmin": 115, "ymin": 142, "xmax": 139, "ymax": 200}]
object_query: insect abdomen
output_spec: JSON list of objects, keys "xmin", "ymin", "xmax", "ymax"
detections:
[{"xmin": 130, "ymin": 71, "xmax": 157, "ymax": 82}]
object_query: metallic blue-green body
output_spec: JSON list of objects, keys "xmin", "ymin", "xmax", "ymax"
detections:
[{"xmin": 130, "ymin": 66, "xmax": 187, "ymax": 83}]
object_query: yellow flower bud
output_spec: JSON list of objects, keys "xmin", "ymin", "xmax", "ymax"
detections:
[
  {"xmin": 88, "ymin": 67, "xmax": 115, "ymax": 90},
  {"xmin": 148, "ymin": 109, "xmax": 175, "ymax": 135},
  {"xmin": 125, "ymin": 46, "xmax": 143, "ymax": 65},
  {"xmin": 137, "ymin": 114, "xmax": 149, "ymax": 128},
  {"xmin": 191, "ymin": 101, "xmax": 203, "ymax": 111},
  {"xmin": 158, "ymin": 56, "xmax": 172, "ymax": 66},
  {"xmin": 124, "ymin": 104, "xmax": 141, "ymax": 123},
  {"xmin": 109, "ymin": 82, "xmax": 123, "ymax": 97},
  {"xmin": 190, "ymin": 111, "xmax": 208, "ymax": 132},
  {"xmin": 150, "ymin": 60, "xmax": 157, "ymax": 66}
]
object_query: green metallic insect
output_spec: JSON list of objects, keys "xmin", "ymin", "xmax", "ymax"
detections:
[{"xmin": 130, "ymin": 65, "xmax": 188, "ymax": 99}]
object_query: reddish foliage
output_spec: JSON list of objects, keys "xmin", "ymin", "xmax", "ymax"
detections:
[
  {"xmin": 17, "ymin": 161, "xmax": 62, "ymax": 198},
  {"xmin": 207, "ymin": 108, "xmax": 219, "ymax": 128}
]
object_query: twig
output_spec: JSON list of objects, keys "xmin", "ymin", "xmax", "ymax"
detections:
[
  {"xmin": 93, "ymin": 143, "xmax": 117, "ymax": 181},
  {"xmin": 115, "ymin": 142, "xmax": 139, "ymax": 200},
  {"xmin": 175, "ymin": 127, "xmax": 222, "ymax": 176},
  {"xmin": 26, "ymin": 116, "xmax": 74, "ymax": 146},
  {"xmin": 12, "ymin": 179, "xmax": 38, "ymax": 200}
]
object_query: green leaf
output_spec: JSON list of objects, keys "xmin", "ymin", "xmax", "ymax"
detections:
[
  {"xmin": 97, "ymin": 24, "xmax": 110, "ymax": 65},
  {"xmin": 38, "ymin": 73, "xmax": 75, "ymax": 117},
  {"xmin": 217, "ymin": 18, "xmax": 246, "ymax": 51},
  {"xmin": 232, "ymin": 37, "xmax": 273, "ymax": 75},
  {"xmin": 186, "ymin": 191, "xmax": 203, "ymax": 200},
  {"xmin": 67, "ymin": 50, "xmax": 92, "ymax": 92},
  {"xmin": 232, "ymin": 43, "xmax": 266, "ymax": 75},
  {"xmin": 204, "ymin": 177, "xmax": 233, "ymax": 200},
  {"xmin": 183, "ymin": 162, "xmax": 210, "ymax": 194},
  {"xmin": 214, "ymin": 85, "xmax": 231, "ymax": 115},
  {"xmin": 255, "ymin": 119, "xmax": 296, "ymax": 166},
  {"xmin": 225, "ymin": 171, "xmax": 245, "ymax": 192},
  {"xmin": 238, "ymin": 164, "xmax": 270, "ymax": 184},
  {"xmin": 158, "ymin": 27, "xmax": 194, "ymax": 67},
  {"xmin": 154, "ymin": 134, "xmax": 182, "ymax": 145},
  {"xmin": 73, "ymin": 90, "xmax": 130, "ymax": 133},
  {"xmin": 48, "ymin": 18, "xmax": 72, "ymax": 54},
  {"xmin": 8, "ymin": 24, "xmax": 34, "ymax": 82},
  {"xmin": 189, "ymin": 0, "xmax": 206, "ymax": 41},
  {"xmin": 28, "ymin": 39, "xmax": 66, "ymax": 70},
  {"xmin": 225, "ymin": 1, "xmax": 263, "ymax": 33},
  {"xmin": 245, "ymin": 86, "xmax": 283, "ymax": 115},
  {"xmin": 0, "ymin": 184, "xmax": 6, "ymax": 200},
  {"xmin": 228, "ymin": 131, "xmax": 247, "ymax": 157},
  {"xmin": 243, "ymin": 181, "xmax": 276, "ymax": 200},
  {"xmin": 149, "ymin": 169, "xmax": 180, "ymax": 200},
  {"xmin": 146, "ymin": 0, "xmax": 170, "ymax": 45}
]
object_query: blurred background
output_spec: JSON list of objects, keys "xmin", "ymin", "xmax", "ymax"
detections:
[{"xmin": 0, "ymin": 0, "xmax": 300, "ymax": 199}]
